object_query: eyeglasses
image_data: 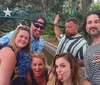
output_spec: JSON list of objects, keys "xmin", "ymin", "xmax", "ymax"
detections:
[{"xmin": 34, "ymin": 23, "xmax": 45, "ymax": 30}]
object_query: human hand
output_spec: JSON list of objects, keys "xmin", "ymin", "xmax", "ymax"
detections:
[
  {"xmin": 54, "ymin": 14, "xmax": 59, "ymax": 26},
  {"xmin": 92, "ymin": 54, "xmax": 100, "ymax": 63}
]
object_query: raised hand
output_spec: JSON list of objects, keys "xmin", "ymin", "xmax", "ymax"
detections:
[{"xmin": 54, "ymin": 14, "xmax": 59, "ymax": 26}]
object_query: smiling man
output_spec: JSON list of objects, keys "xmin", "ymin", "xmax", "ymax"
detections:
[
  {"xmin": 83, "ymin": 11, "xmax": 100, "ymax": 85},
  {"xmin": 0, "ymin": 16, "xmax": 46, "ymax": 85}
]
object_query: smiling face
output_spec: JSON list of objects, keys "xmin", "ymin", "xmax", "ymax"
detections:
[
  {"xmin": 86, "ymin": 14, "xmax": 100, "ymax": 36},
  {"xmin": 31, "ymin": 18, "xmax": 45, "ymax": 39},
  {"xmin": 31, "ymin": 57, "xmax": 45, "ymax": 77},
  {"xmin": 55, "ymin": 57, "xmax": 71, "ymax": 82},
  {"xmin": 14, "ymin": 30, "xmax": 30, "ymax": 50}
]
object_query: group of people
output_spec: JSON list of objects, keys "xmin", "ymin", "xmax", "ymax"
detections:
[
  {"xmin": 0, "ymin": 16, "xmax": 46, "ymax": 85},
  {"xmin": 0, "ymin": 10, "xmax": 100, "ymax": 85}
]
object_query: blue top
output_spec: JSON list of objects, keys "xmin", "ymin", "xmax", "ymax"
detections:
[{"xmin": 0, "ymin": 30, "xmax": 44, "ymax": 77}]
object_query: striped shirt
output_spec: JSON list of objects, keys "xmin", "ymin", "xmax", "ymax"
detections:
[
  {"xmin": 84, "ymin": 43, "xmax": 100, "ymax": 85},
  {"xmin": 56, "ymin": 34, "xmax": 88, "ymax": 60}
]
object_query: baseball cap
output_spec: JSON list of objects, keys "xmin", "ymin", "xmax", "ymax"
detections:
[{"xmin": 33, "ymin": 16, "xmax": 46, "ymax": 27}]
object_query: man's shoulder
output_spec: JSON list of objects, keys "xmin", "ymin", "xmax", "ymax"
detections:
[
  {"xmin": 76, "ymin": 34, "xmax": 87, "ymax": 42},
  {"xmin": 39, "ymin": 36, "xmax": 44, "ymax": 40},
  {"xmin": 5, "ymin": 30, "xmax": 15, "ymax": 35},
  {"xmin": 58, "ymin": 34, "xmax": 65, "ymax": 39},
  {"xmin": 0, "ymin": 30, "xmax": 15, "ymax": 38}
]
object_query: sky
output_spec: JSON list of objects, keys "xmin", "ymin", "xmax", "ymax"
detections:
[{"xmin": 94, "ymin": 0, "xmax": 100, "ymax": 2}]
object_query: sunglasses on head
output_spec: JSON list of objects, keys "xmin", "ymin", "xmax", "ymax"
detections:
[{"xmin": 34, "ymin": 23, "xmax": 45, "ymax": 30}]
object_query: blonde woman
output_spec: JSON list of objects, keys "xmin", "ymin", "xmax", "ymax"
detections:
[
  {"xmin": 26, "ymin": 52, "xmax": 51, "ymax": 85},
  {"xmin": 0, "ymin": 25, "xmax": 31, "ymax": 85}
]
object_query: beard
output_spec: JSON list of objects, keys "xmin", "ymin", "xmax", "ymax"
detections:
[
  {"xmin": 86, "ymin": 27, "xmax": 100, "ymax": 36},
  {"xmin": 66, "ymin": 32, "xmax": 76, "ymax": 37}
]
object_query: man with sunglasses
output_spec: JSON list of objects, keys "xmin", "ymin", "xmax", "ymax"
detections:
[{"xmin": 0, "ymin": 16, "xmax": 46, "ymax": 85}]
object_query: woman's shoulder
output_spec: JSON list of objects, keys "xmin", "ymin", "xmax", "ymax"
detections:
[
  {"xmin": 0, "ymin": 47, "xmax": 15, "ymax": 58},
  {"xmin": 82, "ymin": 80, "xmax": 91, "ymax": 85}
]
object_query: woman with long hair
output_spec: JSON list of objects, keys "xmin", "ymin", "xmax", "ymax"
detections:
[
  {"xmin": 0, "ymin": 25, "xmax": 31, "ymax": 85},
  {"xmin": 47, "ymin": 53, "xmax": 91, "ymax": 85}
]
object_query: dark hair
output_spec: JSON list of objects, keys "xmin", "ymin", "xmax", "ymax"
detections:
[
  {"xmin": 82, "ymin": 11, "xmax": 100, "ymax": 37},
  {"xmin": 52, "ymin": 53, "xmax": 82, "ymax": 85},
  {"xmin": 33, "ymin": 16, "xmax": 46, "ymax": 27},
  {"xmin": 65, "ymin": 17, "xmax": 79, "ymax": 26}
]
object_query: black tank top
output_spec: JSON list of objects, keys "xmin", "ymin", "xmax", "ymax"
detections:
[
  {"xmin": 5, "ymin": 45, "xmax": 15, "ymax": 52},
  {"xmin": 29, "ymin": 68, "xmax": 49, "ymax": 85}
]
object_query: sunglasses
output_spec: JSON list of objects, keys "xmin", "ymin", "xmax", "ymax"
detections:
[{"xmin": 34, "ymin": 23, "xmax": 45, "ymax": 30}]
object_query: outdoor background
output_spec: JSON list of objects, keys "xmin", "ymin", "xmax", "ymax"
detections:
[
  {"xmin": 0, "ymin": 0, "xmax": 100, "ymax": 45},
  {"xmin": 0, "ymin": 0, "xmax": 100, "ymax": 65}
]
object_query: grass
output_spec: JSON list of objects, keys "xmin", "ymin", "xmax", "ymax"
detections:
[{"xmin": 42, "ymin": 35, "xmax": 58, "ymax": 46}]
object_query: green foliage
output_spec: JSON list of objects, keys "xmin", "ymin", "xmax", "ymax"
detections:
[
  {"xmin": 44, "ymin": 25, "xmax": 55, "ymax": 38},
  {"xmin": 74, "ymin": 11, "xmax": 84, "ymax": 24},
  {"xmin": 88, "ymin": 1, "xmax": 100, "ymax": 12}
]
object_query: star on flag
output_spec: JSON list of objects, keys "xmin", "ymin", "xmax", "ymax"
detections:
[{"xmin": 3, "ymin": 7, "xmax": 12, "ymax": 17}]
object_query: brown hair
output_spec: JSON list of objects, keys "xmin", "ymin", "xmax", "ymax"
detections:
[
  {"xmin": 82, "ymin": 11, "xmax": 100, "ymax": 38},
  {"xmin": 31, "ymin": 52, "xmax": 47, "ymax": 66},
  {"xmin": 51, "ymin": 53, "xmax": 82, "ymax": 85},
  {"xmin": 8, "ymin": 25, "xmax": 31, "ymax": 53}
]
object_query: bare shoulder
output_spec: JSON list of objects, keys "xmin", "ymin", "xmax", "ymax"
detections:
[
  {"xmin": 0, "ymin": 47, "xmax": 16, "ymax": 64},
  {"xmin": 0, "ymin": 47, "xmax": 16, "ymax": 85},
  {"xmin": 82, "ymin": 80, "xmax": 92, "ymax": 85},
  {"xmin": 0, "ymin": 47, "xmax": 15, "ymax": 58}
]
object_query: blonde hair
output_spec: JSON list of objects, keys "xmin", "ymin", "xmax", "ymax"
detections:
[
  {"xmin": 8, "ymin": 25, "xmax": 31, "ymax": 53},
  {"xmin": 31, "ymin": 52, "xmax": 47, "ymax": 66}
]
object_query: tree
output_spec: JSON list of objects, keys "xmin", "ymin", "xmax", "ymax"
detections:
[{"xmin": 88, "ymin": 0, "xmax": 100, "ymax": 12}]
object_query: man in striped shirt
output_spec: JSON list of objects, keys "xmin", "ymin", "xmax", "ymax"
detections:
[
  {"xmin": 54, "ymin": 14, "xmax": 88, "ymax": 67},
  {"xmin": 83, "ymin": 11, "xmax": 100, "ymax": 85}
]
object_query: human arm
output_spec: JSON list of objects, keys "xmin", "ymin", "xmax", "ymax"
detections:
[
  {"xmin": 47, "ymin": 72, "xmax": 55, "ymax": 85},
  {"xmin": 82, "ymin": 80, "xmax": 91, "ymax": 85},
  {"xmin": 0, "ymin": 47, "xmax": 16, "ymax": 85},
  {"xmin": 0, "ymin": 31, "xmax": 14, "ymax": 47},
  {"xmin": 54, "ymin": 14, "xmax": 61, "ymax": 39}
]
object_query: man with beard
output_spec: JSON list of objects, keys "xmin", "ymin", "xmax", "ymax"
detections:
[
  {"xmin": 82, "ymin": 11, "xmax": 100, "ymax": 85},
  {"xmin": 54, "ymin": 14, "xmax": 88, "ymax": 67},
  {"xmin": 0, "ymin": 16, "xmax": 46, "ymax": 85}
]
